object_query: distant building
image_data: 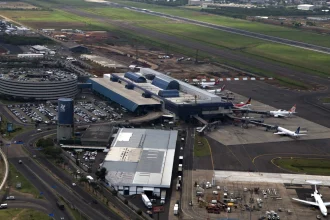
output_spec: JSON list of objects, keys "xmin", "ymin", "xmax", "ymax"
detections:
[
  {"xmin": 80, "ymin": 125, "xmax": 114, "ymax": 146},
  {"xmin": 31, "ymin": 45, "xmax": 50, "ymax": 54},
  {"xmin": 69, "ymin": 45, "xmax": 89, "ymax": 54},
  {"xmin": 17, "ymin": 53, "xmax": 44, "ymax": 59},
  {"xmin": 297, "ymin": 4, "xmax": 315, "ymax": 10}
]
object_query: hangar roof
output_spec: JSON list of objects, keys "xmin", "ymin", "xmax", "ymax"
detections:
[{"xmin": 103, "ymin": 128, "xmax": 177, "ymax": 188}]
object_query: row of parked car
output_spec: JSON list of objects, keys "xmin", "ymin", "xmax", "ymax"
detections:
[{"xmin": 8, "ymin": 107, "xmax": 28, "ymax": 123}]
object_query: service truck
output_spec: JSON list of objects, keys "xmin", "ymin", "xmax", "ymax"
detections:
[
  {"xmin": 141, "ymin": 193, "xmax": 152, "ymax": 209},
  {"xmin": 174, "ymin": 204, "xmax": 179, "ymax": 215},
  {"xmin": 160, "ymin": 190, "xmax": 166, "ymax": 204}
]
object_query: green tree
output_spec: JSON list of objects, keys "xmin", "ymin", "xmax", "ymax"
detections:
[{"xmin": 95, "ymin": 167, "xmax": 107, "ymax": 181}]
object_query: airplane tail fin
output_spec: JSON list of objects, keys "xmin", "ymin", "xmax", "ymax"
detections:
[
  {"xmin": 221, "ymin": 85, "xmax": 226, "ymax": 91},
  {"xmin": 289, "ymin": 104, "xmax": 296, "ymax": 113},
  {"xmin": 246, "ymin": 98, "xmax": 251, "ymax": 105},
  {"xmin": 295, "ymin": 127, "xmax": 300, "ymax": 134},
  {"xmin": 215, "ymin": 79, "xmax": 220, "ymax": 85}
]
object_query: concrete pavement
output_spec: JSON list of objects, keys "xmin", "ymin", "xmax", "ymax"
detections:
[{"xmin": 214, "ymin": 170, "xmax": 330, "ymax": 186}]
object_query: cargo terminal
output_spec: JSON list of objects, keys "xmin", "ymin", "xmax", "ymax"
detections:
[
  {"xmin": 102, "ymin": 128, "xmax": 178, "ymax": 196},
  {"xmin": 87, "ymin": 68, "xmax": 233, "ymax": 120}
]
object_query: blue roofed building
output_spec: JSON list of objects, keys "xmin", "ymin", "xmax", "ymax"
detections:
[
  {"xmin": 87, "ymin": 69, "xmax": 233, "ymax": 120},
  {"xmin": 152, "ymin": 75, "xmax": 179, "ymax": 90},
  {"xmin": 124, "ymin": 72, "xmax": 146, "ymax": 83}
]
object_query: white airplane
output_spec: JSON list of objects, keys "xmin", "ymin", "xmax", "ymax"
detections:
[
  {"xmin": 292, "ymin": 180, "xmax": 330, "ymax": 216},
  {"xmin": 199, "ymin": 79, "xmax": 220, "ymax": 89},
  {"xmin": 269, "ymin": 105, "xmax": 296, "ymax": 118},
  {"xmin": 207, "ymin": 85, "xmax": 226, "ymax": 94},
  {"xmin": 274, "ymin": 126, "xmax": 307, "ymax": 138}
]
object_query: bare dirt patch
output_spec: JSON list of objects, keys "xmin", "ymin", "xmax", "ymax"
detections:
[
  {"xmin": 0, "ymin": 2, "xmax": 38, "ymax": 10},
  {"xmin": 23, "ymin": 21, "xmax": 88, "ymax": 29}
]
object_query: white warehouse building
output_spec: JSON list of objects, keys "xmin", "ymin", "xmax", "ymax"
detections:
[
  {"xmin": 17, "ymin": 54, "xmax": 44, "ymax": 59},
  {"xmin": 297, "ymin": 4, "xmax": 315, "ymax": 10},
  {"xmin": 102, "ymin": 128, "xmax": 178, "ymax": 196}
]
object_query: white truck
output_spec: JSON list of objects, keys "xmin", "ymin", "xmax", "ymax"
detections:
[
  {"xmin": 174, "ymin": 204, "xmax": 179, "ymax": 215},
  {"xmin": 141, "ymin": 193, "xmax": 152, "ymax": 209},
  {"xmin": 160, "ymin": 190, "xmax": 166, "ymax": 204}
]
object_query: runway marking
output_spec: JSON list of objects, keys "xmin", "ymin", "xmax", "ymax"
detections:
[
  {"xmin": 242, "ymin": 145, "xmax": 259, "ymax": 172},
  {"xmin": 252, "ymin": 153, "xmax": 330, "ymax": 163},
  {"xmin": 223, "ymin": 144, "xmax": 244, "ymax": 167},
  {"xmin": 204, "ymin": 138, "xmax": 214, "ymax": 172}
]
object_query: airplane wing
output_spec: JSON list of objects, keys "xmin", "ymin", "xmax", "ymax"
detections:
[
  {"xmin": 296, "ymin": 134, "xmax": 307, "ymax": 136},
  {"xmin": 274, "ymin": 114, "xmax": 285, "ymax": 118},
  {"xmin": 292, "ymin": 198, "xmax": 318, "ymax": 206},
  {"xmin": 323, "ymin": 202, "xmax": 330, "ymax": 206},
  {"xmin": 274, "ymin": 132, "xmax": 287, "ymax": 135}
]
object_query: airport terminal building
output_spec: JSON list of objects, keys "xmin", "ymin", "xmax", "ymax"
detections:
[
  {"xmin": 102, "ymin": 128, "xmax": 177, "ymax": 196},
  {"xmin": 87, "ymin": 68, "xmax": 232, "ymax": 120}
]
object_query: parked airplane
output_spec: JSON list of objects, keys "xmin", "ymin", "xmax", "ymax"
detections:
[
  {"xmin": 292, "ymin": 181, "xmax": 330, "ymax": 216},
  {"xmin": 199, "ymin": 79, "xmax": 220, "ymax": 88},
  {"xmin": 274, "ymin": 126, "xmax": 307, "ymax": 138},
  {"xmin": 206, "ymin": 85, "xmax": 226, "ymax": 94},
  {"xmin": 269, "ymin": 105, "xmax": 296, "ymax": 118},
  {"xmin": 233, "ymin": 98, "xmax": 251, "ymax": 109}
]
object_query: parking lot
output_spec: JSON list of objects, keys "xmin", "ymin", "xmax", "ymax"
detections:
[
  {"xmin": 6, "ymin": 99, "xmax": 124, "ymax": 125},
  {"xmin": 64, "ymin": 149, "xmax": 106, "ymax": 174}
]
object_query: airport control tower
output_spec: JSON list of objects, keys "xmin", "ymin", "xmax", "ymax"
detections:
[{"xmin": 57, "ymin": 98, "xmax": 74, "ymax": 141}]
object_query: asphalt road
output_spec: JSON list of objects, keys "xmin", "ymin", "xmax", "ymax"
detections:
[
  {"xmin": 107, "ymin": 2, "xmax": 330, "ymax": 55},
  {"xmin": 9, "ymin": 158, "xmax": 71, "ymax": 220},
  {"xmin": 7, "ymin": 130, "xmax": 122, "ymax": 220}
]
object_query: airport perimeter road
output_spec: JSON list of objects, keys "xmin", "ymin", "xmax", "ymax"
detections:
[
  {"xmin": 107, "ymin": 2, "xmax": 330, "ymax": 55},
  {"xmin": 9, "ymin": 158, "xmax": 71, "ymax": 220},
  {"xmin": 5, "ymin": 195, "xmax": 59, "ymax": 217},
  {"xmin": 9, "ymin": 130, "xmax": 123, "ymax": 220},
  {"xmin": 181, "ymin": 127, "xmax": 195, "ymax": 219}
]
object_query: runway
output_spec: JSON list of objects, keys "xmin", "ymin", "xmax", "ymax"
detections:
[
  {"xmin": 60, "ymin": 6, "xmax": 328, "ymax": 87},
  {"xmin": 104, "ymin": 1, "xmax": 330, "ymax": 54}
]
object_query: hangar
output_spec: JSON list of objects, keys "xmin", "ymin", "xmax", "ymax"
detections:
[{"xmin": 102, "ymin": 128, "xmax": 178, "ymax": 196}]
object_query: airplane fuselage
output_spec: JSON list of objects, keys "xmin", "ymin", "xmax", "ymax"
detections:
[
  {"xmin": 314, "ymin": 192, "xmax": 328, "ymax": 216},
  {"xmin": 277, "ymin": 127, "xmax": 298, "ymax": 137},
  {"xmin": 269, "ymin": 110, "xmax": 290, "ymax": 117},
  {"xmin": 200, "ymin": 82, "xmax": 216, "ymax": 88},
  {"xmin": 207, "ymin": 89, "xmax": 222, "ymax": 94}
]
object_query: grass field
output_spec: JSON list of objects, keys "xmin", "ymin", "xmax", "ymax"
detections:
[
  {"xmin": 194, "ymin": 134, "xmax": 211, "ymax": 157},
  {"xmin": 321, "ymin": 97, "xmax": 330, "ymax": 103},
  {"xmin": 8, "ymin": 164, "xmax": 41, "ymax": 198},
  {"xmin": 0, "ymin": 209, "xmax": 50, "ymax": 220},
  {"xmin": 84, "ymin": 7, "xmax": 167, "ymax": 23},
  {"xmin": 1, "ymin": 1, "xmax": 329, "ymax": 86},
  {"xmin": 140, "ymin": 22, "xmax": 330, "ymax": 77},
  {"xmin": 0, "ymin": 10, "xmax": 113, "ymax": 30},
  {"xmin": 109, "ymin": 0, "xmax": 330, "ymax": 48},
  {"xmin": 273, "ymin": 158, "xmax": 330, "ymax": 175}
]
